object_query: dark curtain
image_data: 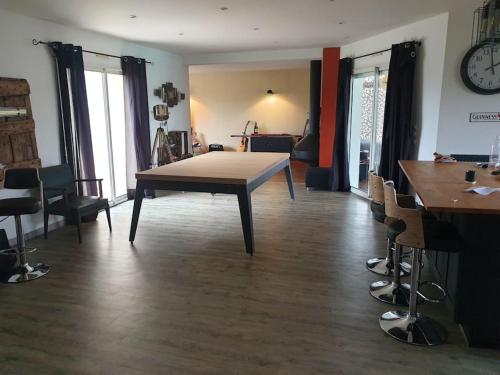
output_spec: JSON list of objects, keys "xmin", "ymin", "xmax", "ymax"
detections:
[
  {"xmin": 121, "ymin": 56, "xmax": 152, "ymax": 199},
  {"xmin": 121, "ymin": 57, "xmax": 151, "ymax": 172},
  {"xmin": 50, "ymin": 42, "xmax": 97, "ymax": 195},
  {"xmin": 330, "ymin": 58, "xmax": 353, "ymax": 192},
  {"xmin": 378, "ymin": 42, "xmax": 418, "ymax": 194}
]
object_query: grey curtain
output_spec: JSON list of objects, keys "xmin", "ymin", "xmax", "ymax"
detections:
[
  {"xmin": 330, "ymin": 58, "xmax": 353, "ymax": 192},
  {"xmin": 50, "ymin": 42, "xmax": 97, "ymax": 195},
  {"xmin": 121, "ymin": 56, "xmax": 152, "ymax": 199},
  {"xmin": 378, "ymin": 42, "xmax": 418, "ymax": 194}
]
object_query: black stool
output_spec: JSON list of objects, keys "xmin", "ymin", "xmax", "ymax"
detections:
[
  {"xmin": 378, "ymin": 181, "xmax": 460, "ymax": 346},
  {"xmin": 0, "ymin": 168, "xmax": 49, "ymax": 283}
]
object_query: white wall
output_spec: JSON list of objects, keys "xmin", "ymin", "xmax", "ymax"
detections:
[
  {"xmin": 436, "ymin": 0, "xmax": 498, "ymax": 155},
  {"xmin": 189, "ymin": 68, "xmax": 309, "ymax": 150},
  {"xmin": 0, "ymin": 8, "xmax": 190, "ymax": 240},
  {"xmin": 341, "ymin": 13, "xmax": 450, "ymax": 161}
]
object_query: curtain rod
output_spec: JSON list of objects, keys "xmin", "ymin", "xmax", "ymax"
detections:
[
  {"xmin": 32, "ymin": 39, "xmax": 153, "ymax": 65},
  {"xmin": 352, "ymin": 41, "xmax": 422, "ymax": 61}
]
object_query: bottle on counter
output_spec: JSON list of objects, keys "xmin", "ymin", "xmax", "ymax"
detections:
[{"xmin": 489, "ymin": 135, "xmax": 500, "ymax": 168}]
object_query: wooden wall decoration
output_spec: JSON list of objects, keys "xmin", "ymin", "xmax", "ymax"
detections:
[
  {"xmin": 153, "ymin": 82, "xmax": 185, "ymax": 108},
  {"xmin": 0, "ymin": 77, "xmax": 41, "ymax": 184}
]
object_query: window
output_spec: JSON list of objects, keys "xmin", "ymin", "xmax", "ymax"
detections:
[
  {"xmin": 348, "ymin": 68, "xmax": 388, "ymax": 194},
  {"xmin": 85, "ymin": 70, "xmax": 127, "ymax": 205}
]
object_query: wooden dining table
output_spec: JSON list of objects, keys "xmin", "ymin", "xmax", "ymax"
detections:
[
  {"xmin": 400, "ymin": 160, "xmax": 500, "ymax": 349},
  {"xmin": 400, "ymin": 160, "xmax": 500, "ymax": 214},
  {"xmin": 129, "ymin": 152, "xmax": 294, "ymax": 255}
]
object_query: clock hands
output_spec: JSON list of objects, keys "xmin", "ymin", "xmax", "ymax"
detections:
[
  {"xmin": 485, "ymin": 61, "xmax": 500, "ymax": 72},
  {"xmin": 491, "ymin": 46, "xmax": 495, "ymax": 75},
  {"xmin": 486, "ymin": 46, "xmax": 498, "ymax": 73}
]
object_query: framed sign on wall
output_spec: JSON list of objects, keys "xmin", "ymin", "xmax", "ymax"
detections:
[{"xmin": 469, "ymin": 112, "xmax": 500, "ymax": 122}]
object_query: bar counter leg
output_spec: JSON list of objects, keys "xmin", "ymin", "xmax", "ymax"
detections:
[
  {"xmin": 237, "ymin": 187, "xmax": 255, "ymax": 255},
  {"xmin": 284, "ymin": 161, "xmax": 295, "ymax": 200},
  {"xmin": 129, "ymin": 181, "xmax": 145, "ymax": 243}
]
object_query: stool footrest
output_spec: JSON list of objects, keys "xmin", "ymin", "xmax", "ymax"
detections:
[
  {"xmin": 0, "ymin": 246, "xmax": 37, "ymax": 256},
  {"xmin": 417, "ymin": 281, "xmax": 447, "ymax": 303},
  {"xmin": 369, "ymin": 281, "xmax": 412, "ymax": 306}
]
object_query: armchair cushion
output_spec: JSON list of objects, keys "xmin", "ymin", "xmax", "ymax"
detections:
[{"xmin": 46, "ymin": 196, "xmax": 108, "ymax": 216}]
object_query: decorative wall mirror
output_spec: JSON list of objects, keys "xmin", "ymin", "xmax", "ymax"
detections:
[{"xmin": 154, "ymin": 82, "xmax": 185, "ymax": 107}]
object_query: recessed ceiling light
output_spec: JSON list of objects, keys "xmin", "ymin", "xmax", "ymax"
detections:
[
  {"xmin": 220, "ymin": 6, "xmax": 228, "ymax": 11},
  {"xmin": 129, "ymin": 14, "xmax": 137, "ymax": 19},
  {"xmin": 253, "ymin": 27, "xmax": 260, "ymax": 31}
]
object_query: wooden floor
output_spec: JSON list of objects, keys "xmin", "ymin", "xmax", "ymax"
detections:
[{"xmin": 1, "ymin": 168, "xmax": 499, "ymax": 374}]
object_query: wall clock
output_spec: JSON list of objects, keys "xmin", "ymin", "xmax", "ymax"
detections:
[{"xmin": 461, "ymin": 42, "xmax": 500, "ymax": 95}]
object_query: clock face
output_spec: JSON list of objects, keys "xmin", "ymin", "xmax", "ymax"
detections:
[{"xmin": 461, "ymin": 43, "xmax": 500, "ymax": 95}]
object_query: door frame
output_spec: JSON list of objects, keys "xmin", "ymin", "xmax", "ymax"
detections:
[
  {"xmin": 85, "ymin": 68, "xmax": 127, "ymax": 207},
  {"xmin": 348, "ymin": 67, "xmax": 388, "ymax": 198}
]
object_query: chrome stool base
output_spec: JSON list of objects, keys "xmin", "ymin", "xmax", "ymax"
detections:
[
  {"xmin": 366, "ymin": 257, "xmax": 392, "ymax": 275},
  {"xmin": 369, "ymin": 281, "xmax": 411, "ymax": 306},
  {"xmin": 6, "ymin": 263, "xmax": 50, "ymax": 283},
  {"xmin": 379, "ymin": 311, "xmax": 447, "ymax": 346}
]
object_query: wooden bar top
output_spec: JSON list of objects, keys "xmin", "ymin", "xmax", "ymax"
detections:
[
  {"xmin": 136, "ymin": 152, "xmax": 290, "ymax": 185},
  {"xmin": 400, "ymin": 160, "xmax": 500, "ymax": 215}
]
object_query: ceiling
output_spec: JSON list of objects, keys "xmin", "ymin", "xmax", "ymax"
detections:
[
  {"xmin": 0, "ymin": 0, "xmax": 470, "ymax": 55},
  {"xmin": 189, "ymin": 60, "xmax": 310, "ymax": 73}
]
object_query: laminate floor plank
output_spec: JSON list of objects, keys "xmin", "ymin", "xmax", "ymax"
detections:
[{"xmin": 0, "ymin": 172, "xmax": 498, "ymax": 374}]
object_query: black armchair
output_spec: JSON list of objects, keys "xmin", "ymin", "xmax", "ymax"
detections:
[{"xmin": 39, "ymin": 164, "xmax": 111, "ymax": 243}]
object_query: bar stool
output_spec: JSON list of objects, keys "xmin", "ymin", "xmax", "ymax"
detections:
[
  {"xmin": 368, "ymin": 171, "xmax": 434, "ymax": 305},
  {"xmin": 0, "ymin": 168, "xmax": 50, "ymax": 283},
  {"xmin": 369, "ymin": 233, "xmax": 412, "ymax": 306},
  {"xmin": 378, "ymin": 180, "xmax": 461, "ymax": 346},
  {"xmin": 366, "ymin": 171, "xmax": 411, "ymax": 277}
]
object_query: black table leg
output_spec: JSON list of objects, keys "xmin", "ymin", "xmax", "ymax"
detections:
[
  {"xmin": 237, "ymin": 187, "xmax": 255, "ymax": 255},
  {"xmin": 129, "ymin": 181, "xmax": 145, "ymax": 243},
  {"xmin": 284, "ymin": 161, "xmax": 295, "ymax": 200}
]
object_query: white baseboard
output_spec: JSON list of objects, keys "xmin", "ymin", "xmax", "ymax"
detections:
[{"xmin": 8, "ymin": 219, "xmax": 65, "ymax": 245}]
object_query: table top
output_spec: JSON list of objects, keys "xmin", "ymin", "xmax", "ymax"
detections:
[
  {"xmin": 136, "ymin": 152, "xmax": 290, "ymax": 185},
  {"xmin": 399, "ymin": 160, "xmax": 500, "ymax": 215}
]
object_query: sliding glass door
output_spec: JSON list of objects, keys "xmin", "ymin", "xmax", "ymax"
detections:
[
  {"xmin": 348, "ymin": 68, "xmax": 388, "ymax": 194},
  {"xmin": 85, "ymin": 70, "xmax": 127, "ymax": 205}
]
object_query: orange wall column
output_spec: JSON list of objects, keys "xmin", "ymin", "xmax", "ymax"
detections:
[{"xmin": 319, "ymin": 47, "xmax": 340, "ymax": 168}]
